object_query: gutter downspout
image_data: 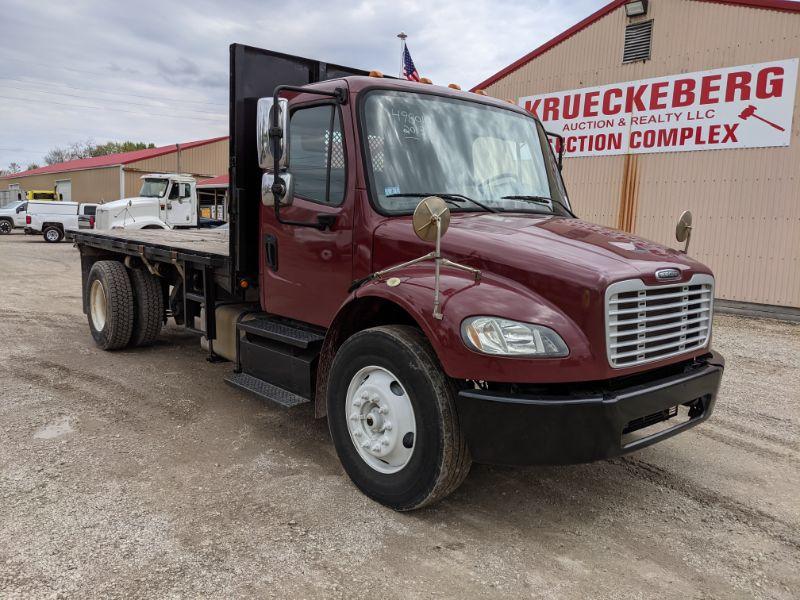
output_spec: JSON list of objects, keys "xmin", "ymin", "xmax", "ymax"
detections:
[{"xmin": 118, "ymin": 165, "xmax": 125, "ymax": 200}]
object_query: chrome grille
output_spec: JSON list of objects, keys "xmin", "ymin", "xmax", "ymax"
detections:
[{"xmin": 605, "ymin": 274, "xmax": 714, "ymax": 368}]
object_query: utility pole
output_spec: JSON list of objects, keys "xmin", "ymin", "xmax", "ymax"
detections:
[{"xmin": 397, "ymin": 32, "xmax": 407, "ymax": 78}]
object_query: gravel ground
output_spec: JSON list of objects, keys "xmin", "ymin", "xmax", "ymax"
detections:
[{"xmin": 1, "ymin": 231, "xmax": 798, "ymax": 599}]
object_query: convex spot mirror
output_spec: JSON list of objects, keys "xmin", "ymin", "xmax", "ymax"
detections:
[
  {"xmin": 257, "ymin": 97, "xmax": 289, "ymax": 171},
  {"xmin": 412, "ymin": 196, "xmax": 450, "ymax": 242},
  {"xmin": 261, "ymin": 172, "xmax": 294, "ymax": 207},
  {"xmin": 675, "ymin": 210, "xmax": 693, "ymax": 253},
  {"xmin": 675, "ymin": 210, "xmax": 693, "ymax": 243}
]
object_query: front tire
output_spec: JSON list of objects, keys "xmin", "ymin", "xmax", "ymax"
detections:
[
  {"xmin": 87, "ymin": 261, "xmax": 134, "ymax": 350},
  {"xmin": 0, "ymin": 219, "xmax": 12, "ymax": 234},
  {"xmin": 43, "ymin": 226, "xmax": 63, "ymax": 243},
  {"xmin": 327, "ymin": 325, "xmax": 471, "ymax": 511}
]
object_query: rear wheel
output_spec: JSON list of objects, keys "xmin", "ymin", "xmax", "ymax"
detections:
[
  {"xmin": 129, "ymin": 268, "xmax": 164, "ymax": 347},
  {"xmin": 327, "ymin": 325, "xmax": 471, "ymax": 511},
  {"xmin": 0, "ymin": 219, "xmax": 12, "ymax": 234},
  {"xmin": 87, "ymin": 261, "xmax": 134, "ymax": 350},
  {"xmin": 43, "ymin": 226, "xmax": 63, "ymax": 243}
]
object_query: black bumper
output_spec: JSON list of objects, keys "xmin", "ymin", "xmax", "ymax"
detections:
[{"xmin": 457, "ymin": 351, "xmax": 725, "ymax": 466}]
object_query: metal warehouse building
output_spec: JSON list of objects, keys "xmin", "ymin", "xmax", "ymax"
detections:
[
  {"xmin": 1, "ymin": 136, "xmax": 228, "ymax": 204},
  {"xmin": 474, "ymin": 0, "xmax": 800, "ymax": 314}
]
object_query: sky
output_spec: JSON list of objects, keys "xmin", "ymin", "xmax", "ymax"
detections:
[{"xmin": 0, "ymin": 0, "xmax": 608, "ymax": 171}]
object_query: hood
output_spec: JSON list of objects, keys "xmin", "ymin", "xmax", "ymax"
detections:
[
  {"xmin": 372, "ymin": 213, "xmax": 712, "ymax": 330},
  {"xmin": 95, "ymin": 196, "xmax": 160, "ymax": 229},
  {"xmin": 96, "ymin": 196, "xmax": 159, "ymax": 213}
]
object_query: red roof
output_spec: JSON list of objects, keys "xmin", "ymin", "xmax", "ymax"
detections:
[
  {"xmin": 471, "ymin": 0, "xmax": 800, "ymax": 92},
  {"xmin": 2, "ymin": 136, "xmax": 228, "ymax": 180},
  {"xmin": 197, "ymin": 174, "xmax": 229, "ymax": 187}
]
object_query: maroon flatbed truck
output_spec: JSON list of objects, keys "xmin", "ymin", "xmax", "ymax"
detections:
[{"xmin": 71, "ymin": 44, "xmax": 724, "ymax": 510}]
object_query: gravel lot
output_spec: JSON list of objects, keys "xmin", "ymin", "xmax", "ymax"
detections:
[{"xmin": 1, "ymin": 231, "xmax": 798, "ymax": 599}]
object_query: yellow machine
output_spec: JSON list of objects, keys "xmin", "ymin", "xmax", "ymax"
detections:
[{"xmin": 25, "ymin": 190, "xmax": 57, "ymax": 201}]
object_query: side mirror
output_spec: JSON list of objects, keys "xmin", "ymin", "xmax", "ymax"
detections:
[
  {"xmin": 675, "ymin": 210, "xmax": 693, "ymax": 254},
  {"xmin": 257, "ymin": 97, "xmax": 289, "ymax": 171},
  {"xmin": 261, "ymin": 172, "xmax": 294, "ymax": 207}
]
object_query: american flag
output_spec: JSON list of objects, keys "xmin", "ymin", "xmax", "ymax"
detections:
[{"xmin": 402, "ymin": 44, "xmax": 420, "ymax": 81}]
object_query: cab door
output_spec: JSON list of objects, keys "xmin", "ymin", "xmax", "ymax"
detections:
[
  {"xmin": 165, "ymin": 181, "xmax": 193, "ymax": 226},
  {"xmin": 260, "ymin": 101, "xmax": 353, "ymax": 327}
]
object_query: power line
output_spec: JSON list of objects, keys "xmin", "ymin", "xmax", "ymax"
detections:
[
  {"xmin": 1, "ymin": 84, "xmax": 226, "ymax": 116},
  {"xmin": 0, "ymin": 76, "xmax": 227, "ymax": 108},
  {"xmin": 0, "ymin": 94, "xmax": 226, "ymax": 123}
]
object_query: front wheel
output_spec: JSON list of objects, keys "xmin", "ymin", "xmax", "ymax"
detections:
[
  {"xmin": 327, "ymin": 325, "xmax": 471, "ymax": 511},
  {"xmin": 0, "ymin": 219, "xmax": 12, "ymax": 234}
]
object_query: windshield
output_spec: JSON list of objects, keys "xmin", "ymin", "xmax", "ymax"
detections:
[
  {"xmin": 362, "ymin": 90, "xmax": 570, "ymax": 216},
  {"xmin": 140, "ymin": 178, "xmax": 169, "ymax": 198}
]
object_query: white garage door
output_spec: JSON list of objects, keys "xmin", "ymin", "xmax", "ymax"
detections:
[{"xmin": 55, "ymin": 180, "xmax": 71, "ymax": 202}]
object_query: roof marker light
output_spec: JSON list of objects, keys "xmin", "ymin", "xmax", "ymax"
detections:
[
  {"xmin": 419, "ymin": 77, "xmax": 433, "ymax": 85},
  {"xmin": 447, "ymin": 83, "xmax": 461, "ymax": 90},
  {"xmin": 369, "ymin": 70, "xmax": 384, "ymax": 78}
]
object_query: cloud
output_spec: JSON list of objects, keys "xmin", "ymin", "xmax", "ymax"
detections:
[{"xmin": 0, "ymin": 0, "xmax": 606, "ymax": 169}]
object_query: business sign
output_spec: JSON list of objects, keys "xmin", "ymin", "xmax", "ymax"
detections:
[{"xmin": 519, "ymin": 59, "xmax": 798, "ymax": 157}]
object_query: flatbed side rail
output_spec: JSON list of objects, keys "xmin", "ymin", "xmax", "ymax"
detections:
[{"xmin": 71, "ymin": 230, "xmax": 229, "ymax": 269}]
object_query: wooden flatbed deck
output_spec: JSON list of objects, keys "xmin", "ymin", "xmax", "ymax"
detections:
[{"xmin": 71, "ymin": 228, "xmax": 230, "ymax": 267}]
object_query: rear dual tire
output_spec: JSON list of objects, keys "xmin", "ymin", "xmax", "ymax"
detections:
[{"xmin": 87, "ymin": 261, "xmax": 163, "ymax": 350}]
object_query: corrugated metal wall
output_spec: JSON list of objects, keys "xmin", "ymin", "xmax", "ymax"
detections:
[
  {"xmin": 1, "ymin": 167, "xmax": 120, "ymax": 203},
  {"xmin": 483, "ymin": 0, "xmax": 800, "ymax": 307},
  {"xmin": 123, "ymin": 138, "xmax": 228, "ymax": 197}
]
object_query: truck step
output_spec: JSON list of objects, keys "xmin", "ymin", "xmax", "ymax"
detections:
[
  {"xmin": 238, "ymin": 317, "xmax": 325, "ymax": 349},
  {"xmin": 225, "ymin": 372, "xmax": 310, "ymax": 408}
]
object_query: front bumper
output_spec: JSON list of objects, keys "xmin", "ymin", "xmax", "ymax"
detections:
[{"xmin": 457, "ymin": 351, "xmax": 724, "ymax": 465}]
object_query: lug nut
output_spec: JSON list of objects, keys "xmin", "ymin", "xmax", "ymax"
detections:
[{"xmin": 383, "ymin": 421, "xmax": 392, "ymax": 431}]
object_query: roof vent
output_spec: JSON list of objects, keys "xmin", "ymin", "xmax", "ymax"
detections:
[{"xmin": 622, "ymin": 20, "xmax": 653, "ymax": 63}]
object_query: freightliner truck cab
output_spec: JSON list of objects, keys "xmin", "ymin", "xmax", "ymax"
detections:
[{"xmin": 76, "ymin": 45, "xmax": 724, "ymax": 510}]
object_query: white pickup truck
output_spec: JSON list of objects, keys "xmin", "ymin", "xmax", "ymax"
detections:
[
  {"xmin": 26, "ymin": 201, "xmax": 99, "ymax": 242},
  {"xmin": 0, "ymin": 200, "xmax": 28, "ymax": 234},
  {"xmin": 94, "ymin": 174, "xmax": 199, "ymax": 230}
]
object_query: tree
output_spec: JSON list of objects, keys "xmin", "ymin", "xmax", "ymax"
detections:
[
  {"xmin": 44, "ymin": 141, "xmax": 94, "ymax": 165},
  {"xmin": 26, "ymin": 162, "xmax": 40, "ymax": 171},
  {"xmin": 6, "ymin": 162, "xmax": 21, "ymax": 174},
  {"xmin": 90, "ymin": 141, "xmax": 156, "ymax": 157},
  {"xmin": 43, "ymin": 140, "xmax": 156, "ymax": 165}
]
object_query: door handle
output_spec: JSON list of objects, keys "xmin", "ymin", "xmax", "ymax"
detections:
[{"xmin": 265, "ymin": 234, "xmax": 278, "ymax": 271}]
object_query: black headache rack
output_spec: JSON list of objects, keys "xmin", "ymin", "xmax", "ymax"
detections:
[{"xmin": 228, "ymin": 43, "xmax": 368, "ymax": 289}]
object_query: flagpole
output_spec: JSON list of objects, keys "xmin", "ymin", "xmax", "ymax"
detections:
[{"xmin": 397, "ymin": 32, "xmax": 407, "ymax": 78}]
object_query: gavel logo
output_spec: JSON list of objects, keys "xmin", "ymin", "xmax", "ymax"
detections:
[{"xmin": 738, "ymin": 105, "xmax": 785, "ymax": 132}]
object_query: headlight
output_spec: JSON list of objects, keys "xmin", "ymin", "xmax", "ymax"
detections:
[{"xmin": 461, "ymin": 316, "xmax": 568, "ymax": 357}]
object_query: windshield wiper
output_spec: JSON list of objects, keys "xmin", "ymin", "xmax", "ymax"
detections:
[
  {"xmin": 500, "ymin": 195, "xmax": 576, "ymax": 218},
  {"xmin": 387, "ymin": 192, "xmax": 499, "ymax": 213}
]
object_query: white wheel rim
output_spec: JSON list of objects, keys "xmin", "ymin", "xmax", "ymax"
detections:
[
  {"xmin": 90, "ymin": 279, "xmax": 107, "ymax": 331},
  {"xmin": 345, "ymin": 366, "xmax": 416, "ymax": 474},
  {"xmin": 46, "ymin": 229, "xmax": 59, "ymax": 241}
]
